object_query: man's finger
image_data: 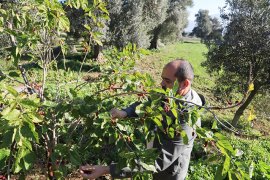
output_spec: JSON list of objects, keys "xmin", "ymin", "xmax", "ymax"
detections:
[
  {"xmin": 82, "ymin": 172, "xmax": 97, "ymax": 180},
  {"xmin": 80, "ymin": 165, "xmax": 94, "ymax": 171}
]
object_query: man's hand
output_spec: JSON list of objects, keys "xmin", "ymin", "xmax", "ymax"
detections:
[
  {"xmin": 110, "ymin": 108, "xmax": 127, "ymax": 119},
  {"xmin": 80, "ymin": 165, "xmax": 110, "ymax": 180}
]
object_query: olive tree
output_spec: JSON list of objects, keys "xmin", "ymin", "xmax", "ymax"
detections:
[{"xmin": 203, "ymin": 0, "xmax": 270, "ymax": 126}]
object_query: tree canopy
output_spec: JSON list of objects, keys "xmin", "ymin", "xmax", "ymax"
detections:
[
  {"xmin": 203, "ymin": 0, "xmax": 270, "ymax": 125},
  {"xmin": 65, "ymin": 0, "xmax": 192, "ymax": 49}
]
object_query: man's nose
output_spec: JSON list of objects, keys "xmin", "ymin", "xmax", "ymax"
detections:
[{"xmin": 161, "ymin": 80, "xmax": 165, "ymax": 87}]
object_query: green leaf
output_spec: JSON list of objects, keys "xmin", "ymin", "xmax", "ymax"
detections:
[
  {"xmin": 139, "ymin": 161, "xmax": 157, "ymax": 173},
  {"xmin": 168, "ymin": 127, "xmax": 174, "ymax": 138},
  {"xmin": 15, "ymin": 47, "xmax": 19, "ymax": 56},
  {"xmin": 1, "ymin": 106, "xmax": 12, "ymax": 116},
  {"xmin": 181, "ymin": 131, "xmax": 189, "ymax": 144},
  {"xmin": 216, "ymin": 143, "xmax": 228, "ymax": 156},
  {"xmin": 23, "ymin": 150, "xmax": 35, "ymax": 170},
  {"xmin": 69, "ymin": 88, "xmax": 77, "ymax": 98},
  {"xmin": 215, "ymin": 164, "xmax": 227, "ymax": 180},
  {"xmin": 117, "ymin": 123, "xmax": 126, "ymax": 131},
  {"xmin": 151, "ymin": 88, "xmax": 165, "ymax": 94},
  {"xmin": 69, "ymin": 148, "xmax": 82, "ymax": 166},
  {"xmin": 135, "ymin": 104, "xmax": 146, "ymax": 118},
  {"xmin": 172, "ymin": 81, "xmax": 179, "ymax": 95},
  {"xmin": 211, "ymin": 120, "xmax": 218, "ymax": 129},
  {"xmin": 249, "ymin": 161, "xmax": 254, "ymax": 179},
  {"xmin": 152, "ymin": 117, "xmax": 164, "ymax": 132},
  {"xmin": 8, "ymin": 71, "xmax": 20, "ymax": 77},
  {"xmin": 6, "ymin": 86, "xmax": 19, "ymax": 97},
  {"xmin": 222, "ymin": 155, "xmax": 230, "ymax": 176},
  {"xmin": 20, "ymin": 99, "xmax": 39, "ymax": 108},
  {"xmin": 3, "ymin": 109, "xmax": 21, "ymax": 122},
  {"xmin": 58, "ymin": 16, "xmax": 70, "ymax": 32},
  {"xmin": 191, "ymin": 110, "xmax": 199, "ymax": 126},
  {"xmin": 0, "ymin": 148, "xmax": 10, "ymax": 161},
  {"xmin": 166, "ymin": 115, "xmax": 172, "ymax": 126},
  {"xmin": 215, "ymin": 133, "xmax": 234, "ymax": 154},
  {"xmin": 22, "ymin": 138, "xmax": 32, "ymax": 151},
  {"xmin": 94, "ymin": 39, "xmax": 103, "ymax": 46},
  {"xmin": 54, "ymin": 171, "xmax": 63, "ymax": 179},
  {"xmin": 21, "ymin": 122, "xmax": 39, "ymax": 143},
  {"xmin": 29, "ymin": 113, "xmax": 43, "ymax": 123},
  {"xmin": 171, "ymin": 109, "xmax": 178, "ymax": 124},
  {"xmin": 14, "ymin": 148, "xmax": 24, "ymax": 173}
]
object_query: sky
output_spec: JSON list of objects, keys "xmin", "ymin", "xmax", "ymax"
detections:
[{"xmin": 185, "ymin": 0, "xmax": 226, "ymax": 32}]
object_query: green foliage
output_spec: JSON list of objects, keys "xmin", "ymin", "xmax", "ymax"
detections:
[{"xmin": 0, "ymin": 86, "xmax": 42, "ymax": 174}]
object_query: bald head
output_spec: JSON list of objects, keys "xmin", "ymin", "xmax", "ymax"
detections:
[{"xmin": 164, "ymin": 59, "xmax": 194, "ymax": 82}]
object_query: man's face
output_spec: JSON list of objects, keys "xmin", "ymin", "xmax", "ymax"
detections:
[{"xmin": 160, "ymin": 65, "xmax": 177, "ymax": 89}]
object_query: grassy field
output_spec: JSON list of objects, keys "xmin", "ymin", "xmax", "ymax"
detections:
[{"xmin": 138, "ymin": 40, "xmax": 208, "ymax": 79}]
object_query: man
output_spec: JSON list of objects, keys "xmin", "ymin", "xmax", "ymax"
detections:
[{"xmin": 80, "ymin": 59, "xmax": 203, "ymax": 180}]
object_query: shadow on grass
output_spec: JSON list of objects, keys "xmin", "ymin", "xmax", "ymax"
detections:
[
  {"xmin": 18, "ymin": 58, "xmax": 100, "ymax": 73},
  {"xmin": 183, "ymin": 41, "xmax": 201, "ymax": 44},
  {"xmin": 57, "ymin": 59, "xmax": 100, "ymax": 72},
  {"xmin": 20, "ymin": 62, "xmax": 42, "ymax": 70}
]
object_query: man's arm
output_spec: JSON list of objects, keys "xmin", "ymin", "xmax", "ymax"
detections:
[
  {"xmin": 80, "ymin": 165, "xmax": 110, "ymax": 179},
  {"xmin": 110, "ymin": 102, "xmax": 140, "ymax": 118},
  {"xmin": 110, "ymin": 108, "xmax": 127, "ymax": 119},
  {"xmin": 80, "ymin": 163, "xmax": 137, "ymax": 179}
]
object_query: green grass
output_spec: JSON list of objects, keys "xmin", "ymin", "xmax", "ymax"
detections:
[
  {"xmin": 156, "ymin": 41, "xmax": 208, "ymax": 75},
  {"xmin": 139, "ymin": 41, "xmax": 215, "ymax": 101}
]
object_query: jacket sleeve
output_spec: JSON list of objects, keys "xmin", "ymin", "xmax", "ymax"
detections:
[
  {"xmin": 110, "ymin": 163, "xmax": 135, "ymax": 178},
  {"xmin": 122, "ymin": 101, "xmax": 141, "ymax": 118}
]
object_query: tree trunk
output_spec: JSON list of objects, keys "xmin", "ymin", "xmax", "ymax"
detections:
[
  {"xmin": 149, "ymin": 26, "xmax": 161, "ymax": 49},
  {"xmin": 92, "ymin": 44, "xmax": 101, "ymax": 59},
  {"xmin": 232, "ymin": 87, "xmax": 260, "ymax": 126}
]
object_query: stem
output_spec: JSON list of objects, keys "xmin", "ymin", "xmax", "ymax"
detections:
[
  {"xmin": 75, "ymin": 36, "xmax": 92, "ymax": 88},
  {"xmin": 40, "ymin": 63, "xmax": 47, "ymax": 102},
  {"xmin": 7, "ymin": 141, "xmax": 16, "ymax": 180}
]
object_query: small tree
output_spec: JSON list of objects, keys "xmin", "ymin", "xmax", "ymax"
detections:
[{"xmin": 0, "ymin": 0, "xmax": 109, "ymax": 178}]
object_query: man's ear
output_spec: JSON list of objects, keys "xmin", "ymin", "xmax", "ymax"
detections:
[
  {"xmin": 183, "ymin": 79, "xmax": 191, "ymax": 88},
  {"xmin": 178, "ymin": 79, "xmax": 190, "ymax": 90}
]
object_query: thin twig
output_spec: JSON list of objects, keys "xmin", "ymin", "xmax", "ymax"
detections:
[{"xmin": 0, "ymin": 70, "xmax": 24, "ymax": 84}]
